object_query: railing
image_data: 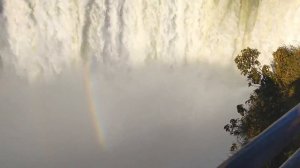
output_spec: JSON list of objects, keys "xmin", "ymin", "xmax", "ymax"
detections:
[
  {"xmin": 280, "ymin": 148, "xmax": 300, "ymax": 168},
  {"xmin": 218, "ymin": 103, "xmax": 300, "ymax": 168}
]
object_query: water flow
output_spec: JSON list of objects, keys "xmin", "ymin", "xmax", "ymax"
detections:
[
  {"xmin": 0, "ymin": 1, "xmax": 300, "ymax": 168},
  {"xmin": 1, "ymin": 0, "xmax": 300, "ymax": 78}
]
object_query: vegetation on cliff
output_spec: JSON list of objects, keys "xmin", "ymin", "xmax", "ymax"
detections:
[{"xmin": 225, "ymin": 46, "xmax": 300, "ymax": 167}]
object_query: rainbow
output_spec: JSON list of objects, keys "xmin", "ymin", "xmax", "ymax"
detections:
[{"xmin": 82, "ymin": 63, "xmax": 107, "ymax": 149}]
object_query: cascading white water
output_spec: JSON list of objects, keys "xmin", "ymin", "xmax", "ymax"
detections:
[
  {"xmin": 1, "ymin": 0, "xmax": 300, "ymax": 78},
  {"xmin": 1, "ymin": 1, "xmax": 300, "ymax": 168}
]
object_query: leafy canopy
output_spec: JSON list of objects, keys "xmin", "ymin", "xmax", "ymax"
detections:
[{"xmin": 224, "ymin": 46, "xmax": 300, "ymax": 167}]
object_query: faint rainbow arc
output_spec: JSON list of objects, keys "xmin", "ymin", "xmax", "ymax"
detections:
[{"xmin": 82, "ymin": 63, "xmax": 107, "ymax": 149}]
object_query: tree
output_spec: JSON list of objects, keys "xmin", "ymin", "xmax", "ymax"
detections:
[{"xmin": 224, "ymin": 46, "xmax": 300, "ymax": 167}]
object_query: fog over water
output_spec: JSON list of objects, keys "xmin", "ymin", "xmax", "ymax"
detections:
[
  {"xmin": 0, "ymin": 65, "xmax": 250, "ymax": 168},
  {"xmin": 0, "ymin": 0, "xmax": 300, "ymax": 167}
]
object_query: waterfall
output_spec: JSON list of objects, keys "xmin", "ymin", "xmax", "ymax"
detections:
[
  {"xmin": 1, "ymin": 0, "xmax": 300, "ymax": 78},
  {"xmin": 1, "ymin": 1, "xmax": 300, "ymax": 167}
]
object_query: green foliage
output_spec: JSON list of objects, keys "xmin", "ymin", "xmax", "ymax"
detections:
[
  {"xmin": 273, "ymin": 47, "xmax": 300, "ymax": 87},
  {"xmin": 224, "ymin": 46, "xmax": 300, "ymax": 167},
  {"xmin": 234, "ymin": 48, "xmax": 262, "ymax": 86}
]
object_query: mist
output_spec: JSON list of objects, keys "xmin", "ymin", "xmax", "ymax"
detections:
[
  {"xmin": 1, "ymin": 0, "xmax": 300, "ymax": 167},
  {"xmin": 0, "ymin": 63, "xmax": 250, "ymax": 168}
]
